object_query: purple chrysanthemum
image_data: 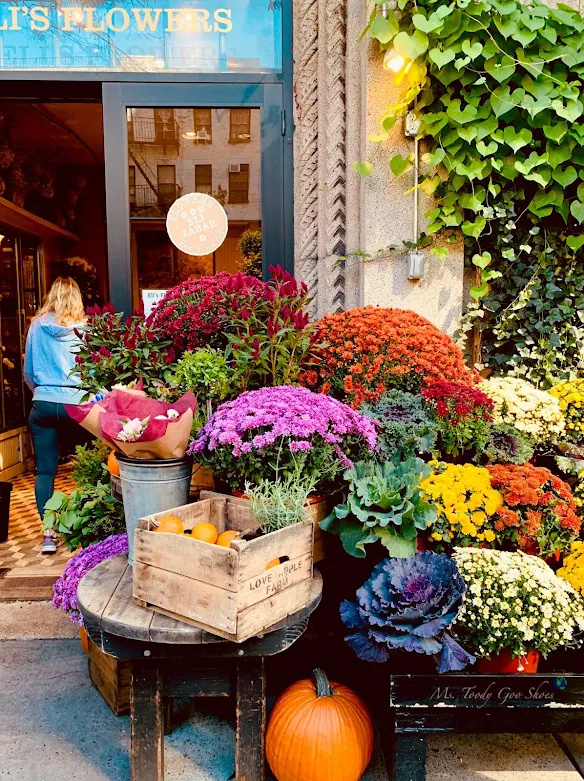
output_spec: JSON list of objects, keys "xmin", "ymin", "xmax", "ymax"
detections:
[
  {"xmin": 52, "ymin": 534, "xmax": 128, "ymax": 625},
  {"xmin": 188, "ymin": 386, "xmax": 377, "ymax": 491}
]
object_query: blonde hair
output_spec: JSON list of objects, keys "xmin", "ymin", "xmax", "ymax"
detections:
[{"xmin": 35, "ymin": 277, "xmax": 86, "ymax": 326}]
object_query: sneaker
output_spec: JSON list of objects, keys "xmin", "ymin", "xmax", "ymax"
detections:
[{"xmin": 41, "ymin": 534, "xmax": 57, "ymax": 555}]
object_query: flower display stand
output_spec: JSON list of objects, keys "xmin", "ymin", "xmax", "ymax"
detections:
[{"xmin": 382, "ymin": 670, "xmax": 584, "ymax": 781}]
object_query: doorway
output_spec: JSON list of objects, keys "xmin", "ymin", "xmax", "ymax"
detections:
[{"xmin": 103, "ymin": 82, "xmax": 289, "ymax": 314}]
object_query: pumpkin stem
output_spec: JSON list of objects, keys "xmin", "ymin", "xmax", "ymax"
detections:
[{"xmin": 313, "ymin": 668, "xmax": 333, "ymax": 698}]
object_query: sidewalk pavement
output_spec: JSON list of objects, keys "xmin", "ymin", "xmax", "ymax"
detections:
[{"xmin": 0, "ymin": 603, "xmax": 583, "ymax": 781}]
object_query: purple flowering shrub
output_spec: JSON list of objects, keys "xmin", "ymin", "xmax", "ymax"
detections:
[
  {"xmin": 52, "ymin": 534, "xmax": 128, "ymax": 625},
  {"xmin": 189, "ymin": 385, "xmax": 377, "ymax": 491},
  {"xmin": 340, "ymin": 552, "xmax": 475, "ymax": 673}
]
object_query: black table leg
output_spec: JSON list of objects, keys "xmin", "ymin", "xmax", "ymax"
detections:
[
  {"xmin": 131, "ymin": 661, "xmax": 164, "ymax": 781},
  {"xmin": 388, "ymin": 734, "xmax": 427, "ymax": 781},
  {"xmin": 235, "ymin": 656, "xmax": 266, "ymax": 781}
]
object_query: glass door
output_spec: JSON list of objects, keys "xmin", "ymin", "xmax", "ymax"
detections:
[
  {"xmin": 0, "ymin": 232, "xmax": 42, "ymax": 432},
  {"xmin": 103, "ymin": 83, "xmax": 290, "ymax": 314}
]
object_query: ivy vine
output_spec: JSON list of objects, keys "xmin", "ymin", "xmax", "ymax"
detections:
[{"xmin": 361, "ymin": 0, "xmax": 584, "ymax": 385}]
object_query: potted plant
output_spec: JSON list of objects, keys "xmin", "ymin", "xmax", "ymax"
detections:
[
  {"xmin": 453, "ymin": 548, "xmax": 584, "ymax": 673},
  {"xmin": 487, "ymin": 463, "xmax": 582, "ymax": 558},
  {"xmin": 189, "ymin": 385, "xmax": 377, "ymax": 494},
  {"xmin": 340, "ymin": 551, "xmax": 475, "ymax": 672},
  {"xmin": 360, "ymin": 389, "xmax": 438, "ymax": 460},
  {"xmin": 421, "ymin": 380, "xmax": 494, "ymax": 461},
  {"xmin": 320, "ymin": 457, "xmax": 437, "ymax": 558}
]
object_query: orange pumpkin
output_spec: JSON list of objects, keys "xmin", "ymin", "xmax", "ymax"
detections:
[
  {"xmin": 266, "ymin": 668, "xmax": 374, "ymax": 781},
  {"xmin": 107, "ymin": 451, "xmax": 120, "ymax": 477}
]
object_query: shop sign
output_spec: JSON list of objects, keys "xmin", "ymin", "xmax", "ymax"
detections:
[
  {"xmin": 0, "ymin": 1, "xmax": 282, "ymax": 72},
  {"xmin": 166, "ymin": 192, "xmax": 228, "ymax": 256},
  {"xmin": 141, "ymin": 289, "xmax": 168, "ymax": 317}
]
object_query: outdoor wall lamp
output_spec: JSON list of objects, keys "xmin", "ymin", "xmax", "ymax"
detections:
[{"xmin": 383, "ymin": 49, "xmax": 407, "ymax": 73}]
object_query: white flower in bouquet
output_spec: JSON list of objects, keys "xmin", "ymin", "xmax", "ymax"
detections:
[
  {"xmin": 154, "ymin": 409, "xmax": 180, "ymax": 421},
  {"xmin": 117, "ymin": 416, "xmax": 150, "ymax": 442},
  {"xmin": 453, "ymin": 547, "xmax": 584, "ymax": 660},
  {"xmin": 479, "ymin": 376, "xmax": 565, "ymax": 445}
]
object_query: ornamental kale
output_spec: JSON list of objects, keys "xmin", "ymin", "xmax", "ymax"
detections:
[
  {"xmin": 52, "ymin": 534, "xmax": 128, "ymax": 625},
  {"xmin": 482, "ymin": 423, "xmax": 535, "ymax": 466},
  {"xmin": 320, "ymin": 458, "xmax": 437, "ymax": 558},
  {"xmin": 361, "ymin": 390, "xmax": 438, "ymax": 460},
  {"xmin": 189, "ymin": 385, "xmax": 377, "ymax": 491},
  {"xmin": 340, "ymin": 552, "xmax": 475, "ymax": 673}
]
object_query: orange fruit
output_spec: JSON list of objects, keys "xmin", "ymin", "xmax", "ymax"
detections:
[
  {"xmin": 266, "ymin": 558, "xmax": 280, "ymax": 570},
  {"xmin": 107, "ymin": 451, "xmax": 120, "ymax": 477},
  {"xmin": 154, "ymin": 515, "xmax": 184, "ymax": 534},
  {"xmin": 191, "ymin": 522, "xmax": 219, "ymax": 544},
  {"xmin": 216, "ymin": 530, "xmax": 240, "ymax": 548}
]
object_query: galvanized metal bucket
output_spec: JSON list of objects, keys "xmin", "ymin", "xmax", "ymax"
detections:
[{"xmin": 116, "ymin": 454, "xmax": 193, "ymax": 565}]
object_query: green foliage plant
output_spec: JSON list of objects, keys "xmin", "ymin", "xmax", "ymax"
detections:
[
  {"xmin": 42, "ymin": 482, "xmax": 125, "ymax": 551},
  {"xmin": 360, "ymin": 390, "xmax": 438, "ymax": 460},
  {"xmin": 364, "ymin": 0, "xmax": 584, "ymax": 243},
  {"xmin": 482, "ymin": 422, "xmax": 535, "ymax": 465},
  {"xmin": 70, "ymin": 440, "xmax": 110, "ymax": 488},
  {"xmin": 167, "ymin": 348, "xmax": 230, "ymax": 424},
  {"xmin": 76, "ymin": 306, "xmax": 173, "ymax": 398},
  {"xmin": 320, "ymin": 457, "xmax": 437, "ymax": 558},
  {"xmin": 238, "ymin": 229, "xmax": 263, "ymax": 278},
  {"xmin": 245, "ymin": 466, "xmax": 318, "ymax": 535}
]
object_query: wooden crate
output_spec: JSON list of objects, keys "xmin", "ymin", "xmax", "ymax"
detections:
[
  {"xmin": 200, "ymin": 490, "xmax": 328, "ymax": 563},
  {"xmin": 87, "ymin": 636, "xmax": 131, "ymax": 716},
  {"xmin": 133, "ymin": 496, "xmax": 314, "ymax": 643}
]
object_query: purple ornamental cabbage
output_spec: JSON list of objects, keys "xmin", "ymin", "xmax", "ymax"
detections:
[
  {"xmin": 340, "ymin": 551, "xmax": 475, "ymax": 673},
  {"xmin": 52, "ymin": 533, "xmax": 128, "ymax": 626}
]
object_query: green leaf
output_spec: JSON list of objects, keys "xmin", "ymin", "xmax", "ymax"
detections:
[
  {"xmin": 472, "ymin": 251, "xmax": 492, "ymax": 269},
  {"xmin": 546, "ymin": 141, "xmax": 574, "ymax": 169},
  {"xmin": 422, "ymin": 148, "xmax": 445, "ymax": 166},
  {"xmin": 393, "ymin": 30, "xmax": 429, "ymax": 61},
  {"xmin": 503, "ymin": 126, "xmax": 532, "ymax": 153},
  {"xmin": 446, "ymin": 99, "xmax": 478, "ymax": 124},
  {"xmin": 490, "ymin": 86, "xmax": 514, "ymax": 117},
  {"xmin": 375, "ymin": 527, "xmax": 417, "ymax": 558},
  {"xmin": 484, "ymin": 55, "xmax": 516, "ymax": 83},
  {"xmin": 476, "ymin": 139, "xmax": 498, "ymax": 156},
  {"xmin": 544, "ymin": 122, "xmax": 569, "ymax": 144},
  {"xmin": 369, "ymin": 13, "xmax": 399, "ymax": 44},
  {"xmin": 462, "ymin": 215, "xmax": 486, "ymax": 238},
  {"xmin": 461, "ymin": 40, "xmax": 483, "ymax": 59},
  {"xmin": 470, "ymin": 282, "xmax": 490, "ymax": 299},
  {"xmin": 552, "ymin": 99, "xmax": 583, "ymax": 123},
  {"xmin": 430, "ymin": 247, "xmax": 449, "ymax": 260},
  {"xmin": 390, "ymin": 153, "xmax": 414, "ymax": 177},
  {"xmin": 571, "ymin": 200, "xmax": 584, "ymax": 224},
  {"xmin": 428, "ymin": 47, "xmax": 455, "ymax": 69},
  {"xmin": 420, "ymin": 175, "xmax": 441, "ymax": 195},
  {"xmin": 44, "ymin": 492, "xmax": 66, "ymax": 512},
  {"xmin": 339, "ymin": 521, "xmax": 378, "ymax": 558},
  {"xmin": 552, "ymin": 166, "xmax": 578, "ymax": 187},
  {"xmin": 412, "ymin": 12, "xmax": 444, "ymax": 33},
  {"xmin": 567, "ymin": 235, "xmax": 584, "ymax": 252},
  {"xmin": 353, "ymin": 161, "xmax": 373, "ymax": 177}
]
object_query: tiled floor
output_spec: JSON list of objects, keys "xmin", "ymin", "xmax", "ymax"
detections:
[{"xmin": 0, "ymin": 467, "xmax": 76, "ymax": 598}]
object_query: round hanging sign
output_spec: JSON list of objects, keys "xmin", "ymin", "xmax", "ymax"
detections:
[{"xmin": 166, "ymin": 192, "xmax": 228, "ymax": 256}]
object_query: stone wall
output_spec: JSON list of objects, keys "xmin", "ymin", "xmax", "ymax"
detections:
[{"xmin": 292, "ymin": 0, "xmax": 465, "ymax": 333}]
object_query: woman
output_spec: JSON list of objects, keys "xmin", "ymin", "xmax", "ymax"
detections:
[{"xmin": 24, "ymin": 277, "xmax": 86, "ymax": 554}]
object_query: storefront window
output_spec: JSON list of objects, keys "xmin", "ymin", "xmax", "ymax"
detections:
[
  {"xmin": 129, "ymin": 105, "xmax": 261, "ymax": 297},
  {"xmin": 0, "ymin": 1, "xmax": 282, "ymax": 72}
]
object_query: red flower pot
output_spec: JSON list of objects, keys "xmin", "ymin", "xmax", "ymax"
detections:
[{"xmin": 477, "ymin": 649, "xmax": 540, "ymax": 674}]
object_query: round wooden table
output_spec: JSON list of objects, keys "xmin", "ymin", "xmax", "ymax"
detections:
[{"xmin": 78, "ymin": 554, "xmax": 323, "ymax": 781}]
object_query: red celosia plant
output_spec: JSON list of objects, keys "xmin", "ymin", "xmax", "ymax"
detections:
[
  {"xmin": 487, "ymin": 463, "xmax": 582, "ymax": 558},
  {"xmin": 302, "ymin": 307, "xmax": 477, "ymax": 408},
  {"xmin": 76, "ymin": 305, "xmax": 173, "ymax": 398},
  {"xmin": 148, "ymin": 271, "xmax": 265, "ymax": 354},
  {"xmin": 422, "ymin": 381, "xmax": 494, "ymax": 458}
]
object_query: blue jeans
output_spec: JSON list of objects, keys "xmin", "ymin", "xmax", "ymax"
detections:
[{"xmin": 28, "ymin": 401, "xmax": 80, "ymax": 519}]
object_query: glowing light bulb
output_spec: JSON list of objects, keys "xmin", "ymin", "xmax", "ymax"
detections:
[{"xmin": 383, "ymin": 49, "xmax": 407, "ymax": 73}]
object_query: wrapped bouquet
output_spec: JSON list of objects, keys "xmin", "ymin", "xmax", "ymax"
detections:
[{"xmin": 66, "ymin": 387, "xmax": 197, "ymax": 460}]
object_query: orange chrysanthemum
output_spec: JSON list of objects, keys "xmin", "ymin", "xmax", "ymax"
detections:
[
  {"xmin": 302, "ymin": 307, "xmax": 477, "ymax": 407},
  {"xmin": 488, "ymin": 463, "xmax": 582, "ymax": 557}
]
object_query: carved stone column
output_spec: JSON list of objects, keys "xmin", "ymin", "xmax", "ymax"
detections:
[{"xmin": 293, "ymin": 0, "xmax": 353, "ymax": 317}]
